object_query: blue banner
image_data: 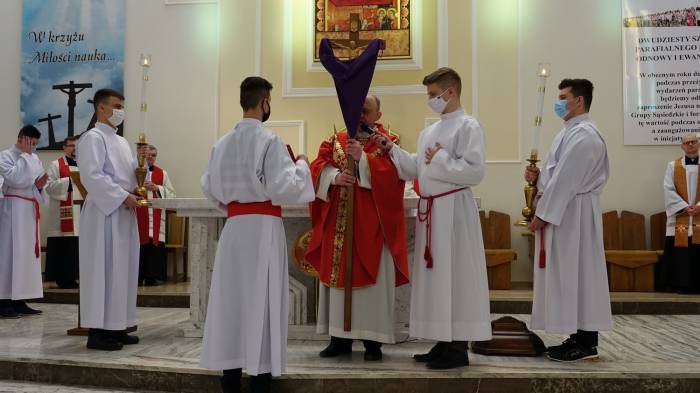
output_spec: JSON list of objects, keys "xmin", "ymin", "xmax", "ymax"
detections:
[{"xmin": 21, "ymin": 0, "xmax": 125, "ymax": 149}]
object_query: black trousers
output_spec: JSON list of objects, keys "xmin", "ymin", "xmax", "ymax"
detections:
[
  {"xmin": 44, "ymin": 236, "xmax": 79, "ymax": 282},
  {"xmin": 656, "ymin": 236, "xmax": 700, "ymax": 293},
  {"xmin": 139, "ymin": 241, "xmax": 167, "ymax": 282}
]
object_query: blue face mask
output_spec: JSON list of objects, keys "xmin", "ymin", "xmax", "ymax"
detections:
[{"xmin": 554, "ymin": 99, "xmax": 569, "ymax": 118}]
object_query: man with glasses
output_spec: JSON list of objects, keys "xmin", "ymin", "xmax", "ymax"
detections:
[{"xmin": 658, "ymin": 133, "xmax": 700, "ymax": 294}]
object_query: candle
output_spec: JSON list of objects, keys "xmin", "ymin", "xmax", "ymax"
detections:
[
  {"xmin": 139, "ymin": 54, "xmax": 151, "ymax": 136},
  {"xmin": 531, "ymin": 62, "xmax": 550, "ymax": 156}
]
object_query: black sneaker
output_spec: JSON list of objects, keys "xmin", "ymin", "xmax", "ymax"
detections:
[
  {"xmin": 111, "ymin": 330, "xmax": 140, "ymax": 345},
  {"xmin": 413, "ymin": 341, "xmax": 448, "ymax": 363},
  {"xmin": 86, "ymin": 330, "xmax": 123, "ymax": 351},
  {"xmin": 545, "ymin": 338, "xmax": 576, "ymax": 356},
  {"xmin": 426, "ymin": 346, "xmax": 469, "ymax": 370},
  {"xmin": 319, "ymin": 337, "xmax": 352, "ymax": 358},
  {"xmin": 11, "ymin": 300, "xmax": 42, "ymax": 315},
  {"xmin": 547, "ymin": 342, "xmax": 598, "ymax": 362},
  {"xmin": 221, "ymin": 368, "xmax": 242, "ymax": 393},
  {"xmin": 250, "ymin": 373, "xmax": 271, "ymax": 393}
]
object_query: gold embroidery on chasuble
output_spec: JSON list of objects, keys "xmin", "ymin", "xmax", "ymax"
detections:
[{"xmin": 330, "ymin": 135, "xmax": 348, "ymax": 287}]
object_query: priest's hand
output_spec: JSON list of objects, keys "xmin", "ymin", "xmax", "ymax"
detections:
[
  {"xmin": 346, "ymin": 139, "xmax": 363, "ymax": 161},
  {"xmin": 296, "ymin": 154, "xmax": 309, "ymax": 165},
  {"xmin": 334, "ymin": 170, "xmax": 356, "ymax": 186},
  {"xmin": 528, "ymin": 216, "xmax": 548, "ymax": 231},
  {"xmin": 425, "ymin": 143, "xmax": 442, "ymax": 164},
  {"xmin": 144, "ymin": 181, "xmax": 159, "ymax": 192},
  {"xmin": 524, "ymin": 166, "xmax": 539, "ymax": 183},
  {"xmin": 371, "ymin": 134, "xmax": 393, "ymax": 152},
  {"xmin": 123, "ymin": 194, "xmax": 141, "ymax": 209},
  {"xmin": 685, "ymin": 205, "xmax": 699, "ymax": 216},
  {"xmin": 34, "ymin": 173, "xmax": 49, "ymax": 189}
]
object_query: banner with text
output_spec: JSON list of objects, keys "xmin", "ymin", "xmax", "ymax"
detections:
[
  {"xmin": 622, "ymin": 0, "xmax": 700, "ymax": 145},
  {"xmin": 21, "ymin": 0, "xmax": 125, "ymax": 150}
]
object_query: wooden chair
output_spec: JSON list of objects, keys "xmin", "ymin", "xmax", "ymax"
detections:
[
  {"xmin": 479, "ymin": 210, "xmax": 517, "ymax": 290},
  {"xmin": 602, "ymin": 211, "xmax": 659, "ymax": 292},
  {"xmin": 650, "ymin": 212, "xmax": 667, "ymax": 252},
  {"xmin": 165, "ymin": 210, "xmax": 188, "ymax": 283}
]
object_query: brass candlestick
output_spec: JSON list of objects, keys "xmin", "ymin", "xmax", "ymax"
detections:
[
  {"xmin": 134, "ymin": 133, "xmax": 150, "ymax": 207},
  {"xmin": 515, "ymin": 150, "xmax": 539, "ymax": 227}
]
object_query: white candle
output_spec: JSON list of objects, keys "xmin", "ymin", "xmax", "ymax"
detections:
[
  {"xmin": 139, "ymin": 54, "xmax": 152, "ymax": 135},
  {"xmin": 531, "ymin": 63, "xmax": 550, "ymax": 156}
]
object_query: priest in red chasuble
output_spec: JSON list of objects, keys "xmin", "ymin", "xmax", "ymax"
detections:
[{"xmin": 306, "ymin": 94, "xmax": 409, "ymax": 361}]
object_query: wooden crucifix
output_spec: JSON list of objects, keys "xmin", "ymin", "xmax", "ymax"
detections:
[
  {"xmin": 323, "ymin": 18, "xmax": 384, "ymax": 332},
  {"xmin": 53, "ymin": 80, "xmax": 92, "ymax": 137},
  {"xmin": 328, "ymin": 13, "xmax": 386, "ymax": 59},
  {"xmin": 38, "ymin": 113, "xmax": 62, "ymax": 149}
]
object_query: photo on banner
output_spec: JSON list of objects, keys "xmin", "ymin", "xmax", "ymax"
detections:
[
  {"xmin": 21, "ymin": 0, "xmax": 125, "ymax": 150},
  {"xmin": 622, "ymin": 0, "xmax": 700, "ymax": 145}
]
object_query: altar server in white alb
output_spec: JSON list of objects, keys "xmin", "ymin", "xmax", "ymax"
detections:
[
  {"xmin": 377, "ymin": 67, "xmax": 492, "ymax": 370},
  {"xmin": 0, "ymin": 125, "xmax": 48, "ymax": 319},
  {"xmin": 78, "ymin": 88, "xmax": 141, "ymax": 351},
  {"xmin": 199, "ymin": 76, "xmax": 315, "ymax": 393},
  {"xmin": 524, "ymin": 78, "xmax": 612, "ymax": 362}
]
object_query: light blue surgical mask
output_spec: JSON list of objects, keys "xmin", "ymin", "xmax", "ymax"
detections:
[{"xmin": 554, "ymin": 99, "xmax": 569, "ymax": 118}]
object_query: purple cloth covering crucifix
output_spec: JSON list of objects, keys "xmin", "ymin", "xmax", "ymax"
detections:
[{"xmin": 319, "ymin": 38, "xmax": 382, "ymax": 138}]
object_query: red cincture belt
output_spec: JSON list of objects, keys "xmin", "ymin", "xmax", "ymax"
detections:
[
  {"xmin": 227, "ymin": 201, "xmax": 282, "ymax": 218},
  {"xmin": 5, "ymin": 194, "xmax": 41, "ymax": 258},
  {"xmin": 415, "ymin": 186, "xmax": 466, "ymax": 268},
  {"xmin": 539, "ymin": 228, "xmax": 546, "ymax": 268}
]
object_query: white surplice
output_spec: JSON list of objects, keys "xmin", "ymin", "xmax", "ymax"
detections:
[
  {"xmin": 532, "ymin": 113, "xmax": 612, "ymax": 334},
  {"xmin": 45, "ymin": 157, "xmax": 84, "ymax": 237},
  {"xmin": 0, "ymin": 146, "xmax": 46, "ymax": 300},
  {"xmin": 199, "ymin": 118, "xmax": 315, "ymax": 376},
  {"xmin": 77, "ymin": 122, "xmax": 140, "ymax": 330},
  {"xmin": 315, "ymin": 150, "xmax": 397, "ymax": 343},
  {"xmin": 664, "ymin": 159, "xmax": 698, "ymax": 236},
  {"xmin": 390, "ymin": 108, "xmax": 492, "ymax": 342}
]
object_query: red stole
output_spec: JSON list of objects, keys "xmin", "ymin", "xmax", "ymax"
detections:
[
  {"xmin": 136, "ymin": 166, "xmax": 164, "ymax": 245},
  {"xmin": 305, "ymin": 125, "xmax": 409, "ymax": 289},
  {"xmin": 57, "ymin": 157, "xmax": 75, "ymax": 235}
]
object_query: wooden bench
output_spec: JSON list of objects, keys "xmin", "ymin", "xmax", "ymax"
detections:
[
  {"xmin": 479, "ymin": 210, "xmax": 517, "ymax": 290},
  {"xmin": 603, "ymin": 211, "xmax": 659, "ymax": 292},
  {"xmin": 165, "ymin": 210, "xmax": 188, "ymax": 283}
]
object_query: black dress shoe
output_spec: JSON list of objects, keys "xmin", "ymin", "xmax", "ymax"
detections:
[
  {"xmin": 11, "ymin": 300, "xmax": 42, "ymax": 315},
  {"xmin": 221, "ymin": 368, "xmax": 242, "ymax": 393},
  {"xmin": 426, "ymin": 342, "xmax": 469, "ymax": 370},
  {"xmin": 413, "ymin": 341, "xmax": 448, "ymax": 362},
  {"xmin": 319, "ymin": 337, "xmax": 353, "ymax": 358},
  {"xmin": 364, "ymin": 347, "xmax": 382, "ymax": 361},
  {"xmin": 250, "ymin": 373, "xmax": 272, "ymax": 393},
  {"xmin": 56, "ymin": 280, "xmax": 79, "ymax": 289},
  {"xmin": 111, "ymin": 330, "xmax": 140, "ymax": 345},
  {"xmin": 0, "ymin": 303, "xmax": 20, "ymax": 319},
  {"xmin": 86, "ymin": 330, "xmax": 123, "ymax": 351}
]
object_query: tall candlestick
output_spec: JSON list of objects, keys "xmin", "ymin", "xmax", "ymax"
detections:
[
  {"xmin": 516, "ymin": 62, "xmax": 550, "ymax": 227},
  {"xmin": 134, "ymin": 54, "xmax": 152, "ymax": 208},
  {"xmin": 139, "ymin": 54, "xmax": 151, "ymax": 136},
  {"xmin": 531, "ymin": 62, "xmax": 550, "ymax": 156}
]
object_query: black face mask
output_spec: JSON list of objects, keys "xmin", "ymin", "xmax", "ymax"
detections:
[{"xmin": 262, "ymin": 99, "xmax": 271, "ymax": 123}]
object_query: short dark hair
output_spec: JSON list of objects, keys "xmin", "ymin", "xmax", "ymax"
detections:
[
  {"xmin": 368, "ymin": 94, "xmax": 381, "ymax": 112},
  {"xmin": 18, "ymin": 124, "xmax": 41, "ymax": 139},
  {"xmin": 240, "ymin": 77, "xmax": 273, "ymax": 111},
  {"xmin": 558, "ymin": 79, "xmax": 594, "ymax": 111},
  {"xmin": 63, "ymin": 136, "xmax": 77, "ymax": 144},
  {"xmin": 422, "ymin": 67, "xmax": 462, "ymax": 95},
  {"xmin": 93, "ymin": 88, "xmax": 124, "ymax": 110}
]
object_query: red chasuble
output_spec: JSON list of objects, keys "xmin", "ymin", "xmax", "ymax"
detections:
[
  {"xmin": 136, "ymin": 166, "xmax": 164, "ymax": 245},
  {"xmin": 305, "ymin": 123, "xmax": 409, "ymax": 288}
]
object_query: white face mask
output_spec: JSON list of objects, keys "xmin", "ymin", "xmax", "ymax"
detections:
[
  {"xmin": 108, "ymin": 108, "xmax": 125, "ymax": 128},
  {"xmin": 427, "ymin": 89, "xmax": 450, "ymax": 114}
]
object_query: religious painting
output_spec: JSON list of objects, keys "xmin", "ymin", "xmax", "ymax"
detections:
[
  {"xmin": 21, "ymin": 0, "xmax": 125, "ymax": 150},
  {"xmin": 313, "ymin": 0, "xmax": 412, "ymax": 61}
]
